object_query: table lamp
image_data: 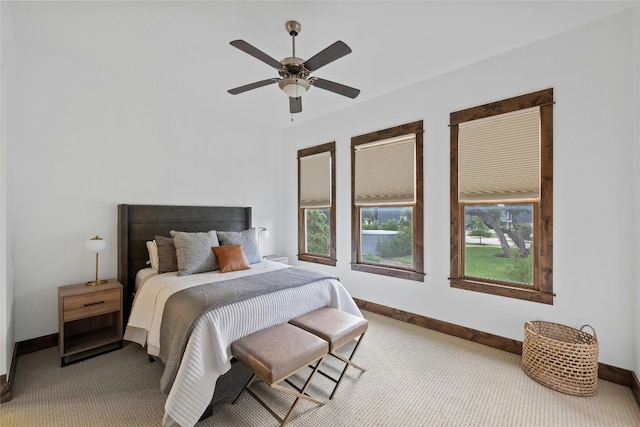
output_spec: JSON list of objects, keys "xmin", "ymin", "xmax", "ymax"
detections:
[
  {"xmin": 258, "ymin": 227, "xmax": 269, "ymax": 259},
  {"xmin": 86, "ymin": 235, "xmax": 107, "ymax": 286}
]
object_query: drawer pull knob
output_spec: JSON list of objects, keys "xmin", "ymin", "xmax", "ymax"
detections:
[{"xmin": 83, "ymin": 300, "xmax": 105, "ymax": 307}]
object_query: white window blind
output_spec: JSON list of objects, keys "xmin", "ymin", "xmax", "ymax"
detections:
[
  {"xmin": 354, "ymin": 135, "xmax": 415, "ymax": 205},
  {"xmin": 300, "ymin": 151, "xmax": 331, "ymax": 208},
  {"xmin": 458, "ymin": 106, "xmax": 540, "ymax": 202}
]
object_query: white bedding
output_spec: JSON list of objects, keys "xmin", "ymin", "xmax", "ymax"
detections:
[
  {"xmin": 135, "ymin": 267, "xmax": 158, "ymax": 291},
  {"xmin": 123, "ymin": 261, "xmax": 362, "ymax": 427}
]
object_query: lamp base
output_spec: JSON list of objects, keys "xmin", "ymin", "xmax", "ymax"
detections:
[{"xmin": 86, "ymin": 279, "xmax": 108, "ymax": 287}]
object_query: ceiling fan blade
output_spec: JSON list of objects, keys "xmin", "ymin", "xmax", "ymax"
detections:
[
  {"xmin": 230, "ymin": 40, "xmax": 282, "ymax": 69},
  {"xmin": 303, "ymin": 41, "xmax": 352, "ymax": 72},
  {"xmin": 227, "ymin": 79, "xmax": 277, "ymax": 95},
  {"xmin": 311, "ymin": 78, "xmax": 360, "ymax": 99},
  {"xmin": 290, "ymin": 96, "xmax": 302, "ymax": 114}
]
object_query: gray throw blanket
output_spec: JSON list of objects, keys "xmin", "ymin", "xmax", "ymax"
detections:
[{"xmin": 159, "ymin": 266, "xmax": 338, "ymax": 393}]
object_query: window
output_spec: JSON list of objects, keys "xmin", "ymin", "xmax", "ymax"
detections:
[
  {"xmin": 449, "ymin": 89, "xmax": 554, "ymax": 304},
  {"xmin": 351, "ymin": 121, "xmax": 424, "ymax": 281},
  {"xmin": 298, "ymin": 142, "xmax": 336, "ymax": 266}
]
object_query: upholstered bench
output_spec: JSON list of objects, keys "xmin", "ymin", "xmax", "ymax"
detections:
[
  {"xmin": 289, "ymin": 307, "xmax": 368, "ymax": 399},
  {"xmin": 231, "ymin": 322, "xmax": 329, "ymax": 426}
]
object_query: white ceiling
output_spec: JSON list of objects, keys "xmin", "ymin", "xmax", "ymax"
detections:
[{"xmin": 6, "ymin": 1, "xmax": 635, "ymax": 128}]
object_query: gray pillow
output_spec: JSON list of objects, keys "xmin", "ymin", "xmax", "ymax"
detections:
[
  {"xmin": 216, "ymin": 228, "xmax": 262, "ymax": 264},
  {"xmin": 170, "ymin": 230, "xmax": 219, "ymax": 276},
  {"xmin": 155, "ymin": 235, "xmax": 178, "ymax": 273}
]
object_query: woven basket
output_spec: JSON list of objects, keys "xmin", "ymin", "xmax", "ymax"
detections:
[{"xmin": 522, "ymin": 321, "xmax": 598, "ymax": 396}]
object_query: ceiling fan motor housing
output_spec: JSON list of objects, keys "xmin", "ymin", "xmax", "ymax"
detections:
[{"xmin": 279, "ymin": 57, "xmax": 309, "ymax": 79}]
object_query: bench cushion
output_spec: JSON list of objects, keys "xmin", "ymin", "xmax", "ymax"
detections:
[
  {"xmin": 231, "ymin": 322, "xmax": 328, "ymax": 384},
  {"xmin": 289, "ymin": 307, "xmax": 368, "ymax": 351}
]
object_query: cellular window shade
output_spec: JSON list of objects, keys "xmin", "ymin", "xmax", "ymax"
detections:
[
  {"xmin": 300, "ymin": 151, "xmax": 331, "ymax": 208},
  {"xmin": 355, "ymin": 136, "xmax": 415, "ymax": 205},
  {"xmin": 458, "ymin": 106, "xmax": 540, "ymax": 202}
]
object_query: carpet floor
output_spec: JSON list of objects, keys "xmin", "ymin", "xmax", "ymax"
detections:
[{"xmin": 2, "ymin": 310, "xmax": 640, "ymax": 426}]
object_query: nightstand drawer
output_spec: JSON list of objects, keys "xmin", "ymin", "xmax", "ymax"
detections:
[{"xmin": 63, "ymin": 289, "xmax": 120, "ymax": 321}]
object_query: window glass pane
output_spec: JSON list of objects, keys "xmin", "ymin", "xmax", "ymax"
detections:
[
  {"xmin": 305, "ymin": 208, "xmax": 330, "ymax": 256},
  {"xmin": 464, "ymin": 203, "xmax": 534, "ymax": 285},
  {"xmin": 360, "ymin": 206, "xmax": 413, "ymax": 269}
]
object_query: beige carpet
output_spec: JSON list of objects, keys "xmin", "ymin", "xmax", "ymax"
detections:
[{"xmin": 2, "ymin": 311, "xmax": 640, "ymax": 427}]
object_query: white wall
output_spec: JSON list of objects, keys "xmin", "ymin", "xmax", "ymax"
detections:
[
  {"xmin": 0, "ymin": 0, "xmax": 16, "ymax": 378},
  {"xmin": 284, "ymin": 11, "xmax": 636, "ymax": 370},
  {"xmin": 10, "ymin": 43, "xmax": 284, "ymax": 342},
  {"xmin": 633, "ymin": 3, "xmax": 640, "ymax": 376}
]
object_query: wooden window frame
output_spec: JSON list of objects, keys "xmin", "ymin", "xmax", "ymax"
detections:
[
  {"xmin": 351, "ymin": 121, "xmax": 424, "ymax": 282},
  {"xmin": 297, "ymin": 142, "xmax": 337, "ymax": 266},
  {"xmin": 449, "ymin": 89, "xmax": 554, "ymax": 304}
]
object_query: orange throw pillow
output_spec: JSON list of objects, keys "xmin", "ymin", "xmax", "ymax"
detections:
[{"xmin": 212, "ymin": 245, "xmax": 250, "ymax": 273}]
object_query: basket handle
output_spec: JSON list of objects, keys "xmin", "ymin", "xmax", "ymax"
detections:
[
  {"xmin": 578, "ymin": 324, "xmax": 597, "ymax": 343},
  {"xmin": 523, "ymin": 321, "xmax": 536, "ymax": 333},
  {"xmin": 580, "ymin": 324, "xmax": 598, "ymax": 338}
]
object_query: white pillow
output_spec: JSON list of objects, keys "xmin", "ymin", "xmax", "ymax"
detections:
[{"xmin": 146, "ymin": 240, "xmax": 159, "ymax": 272}]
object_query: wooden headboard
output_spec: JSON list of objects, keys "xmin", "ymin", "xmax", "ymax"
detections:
[{"xmin": 117, "ymin": 204, "xmax": 252, "ymax": 321}]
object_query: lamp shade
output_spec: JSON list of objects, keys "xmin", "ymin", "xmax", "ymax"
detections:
[
  {"xmin": 259, "ymin": 228, "xmax": 270, "ymax": 240},
  {"xmin": 278, "ymin": 77, "xmax": 310, "ymax": 98},
  {"xmin": 86, "ymin": 236, "xmax": 106, "ymax": 253}
]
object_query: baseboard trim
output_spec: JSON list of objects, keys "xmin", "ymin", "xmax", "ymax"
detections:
[
  {"xmin": 354, "ymin": 298, "xmax": 522, "ymax": 354},
  {"xmin": 0, "ymin": 333, "xmax": 58, "ymax": 403},
  {"xmin": 0, "ymin": 374, "xmax": 9, "ymax": 403},
  {"xmin": 0, "ymin": 342, "xmax": 18, "ymax": 403},
  {"xmin": 632, "ymin": 372, "xmax": 640, "ymax": 405},
  {"xmin": 16, "ymin": 333, "xmax": 58, "ymax": 357},
  {"xmin": 354, "ymin": 298, "xmax": 638, "ymax": 394}
]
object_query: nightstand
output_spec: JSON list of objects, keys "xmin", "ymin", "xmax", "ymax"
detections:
[
  {"xmin": 265, "ymin": 255, "xmax": 289, "ymax": 264},
  {"xmin": 58, "ymin": 279, "xmax": 123, "ymax": 367}
]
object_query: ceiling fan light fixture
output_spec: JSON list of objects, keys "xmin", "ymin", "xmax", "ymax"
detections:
[{"xmin": 279, "ymin": 77, "xmax": 310, "ymax": 98}]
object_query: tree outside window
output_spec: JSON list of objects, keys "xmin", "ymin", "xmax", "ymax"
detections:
[
  {"xmin": 464, "ymin": 204, "xmax": 533, "ymax": 285},
  {"xmin": 305, "ymin": 208, "xmax": 330, "ymax": 256}
]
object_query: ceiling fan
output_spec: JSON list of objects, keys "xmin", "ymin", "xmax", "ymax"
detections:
[{"xmin": 227, "ymin": 20, "xmax": 360, "ymax": 114}]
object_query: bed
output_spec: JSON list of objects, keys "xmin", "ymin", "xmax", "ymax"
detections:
[{"xmin": 117, "ymin": 204, "xmax": 362, "ymax": 427}]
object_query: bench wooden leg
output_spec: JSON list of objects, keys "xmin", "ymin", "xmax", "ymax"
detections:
[
  {"xmin": 329, "ymin": 332, "xmax": 367, "ymax": 399},
  {"xmin": 314, "ymin": 332, "xmax": 367, "ymax": 399},
  {"xmin": 233, "ymin": 354, "xmax": 327, "ymax": 426},
  {"xmin": 232, "ymin": 374, "xmax": 258, "ymax": 405}
]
